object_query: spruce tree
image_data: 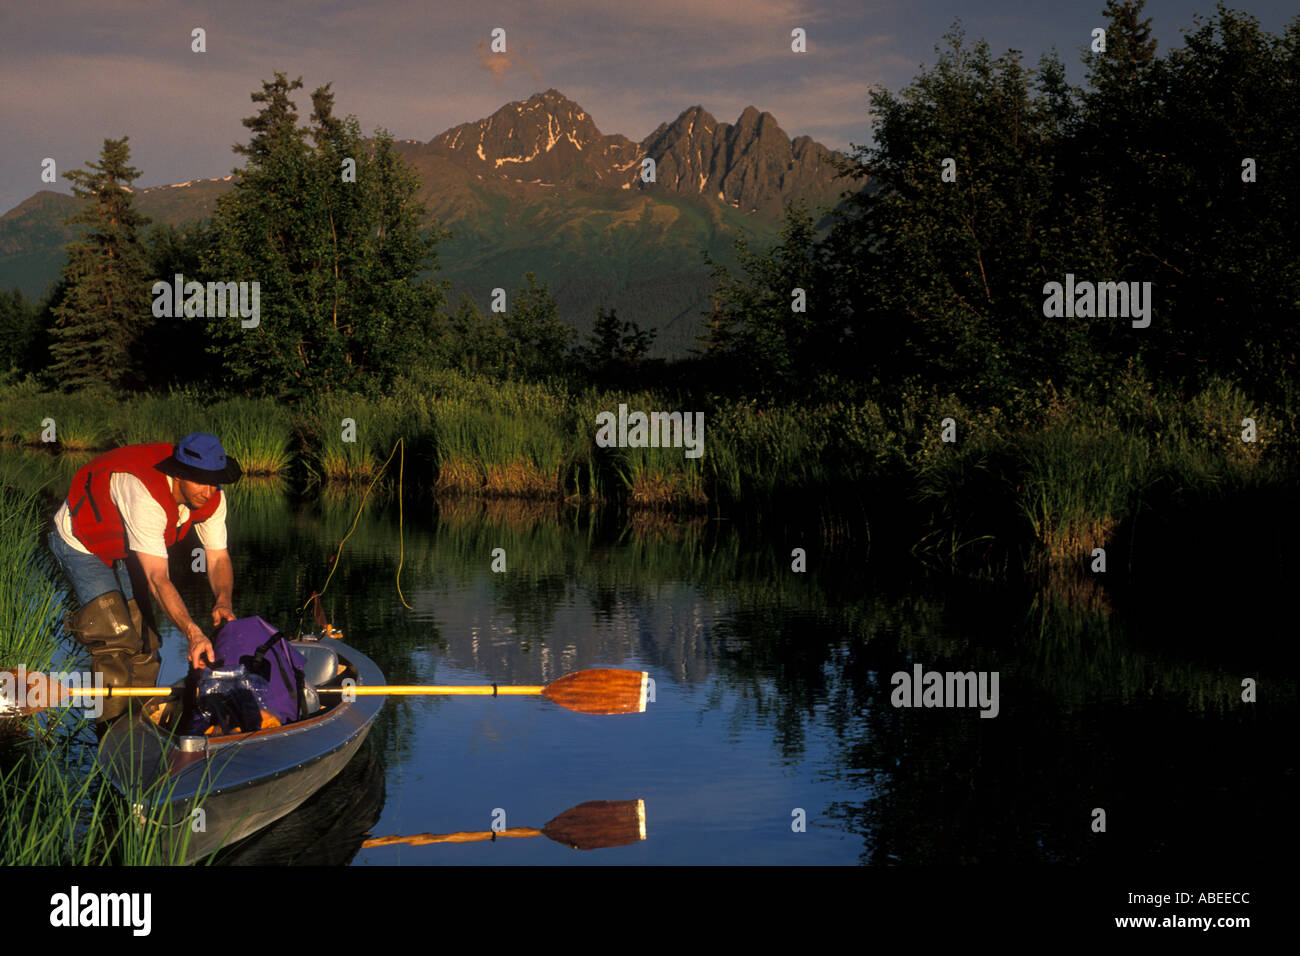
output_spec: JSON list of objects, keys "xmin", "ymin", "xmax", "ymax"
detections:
[
  {"xmin": 0, "ymin": 287, "xmax": 39, "ymax": 377},
  {"xmin": 48, "ymin": 137, "xmax": 152, "ymax": 392}
]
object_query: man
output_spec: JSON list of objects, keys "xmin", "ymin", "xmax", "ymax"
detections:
[{"xmin": 47, "ymin": 432, "xmax": 242, "ymax": 722}]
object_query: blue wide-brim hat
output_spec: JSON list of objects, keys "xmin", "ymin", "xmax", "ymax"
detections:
[{"xmin": 155, "ymin": 432, "xmax": 243, "ymax": 485}]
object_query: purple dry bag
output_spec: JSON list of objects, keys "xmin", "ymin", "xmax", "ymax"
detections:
[{"xmin": 182, "ymin": 617, "xmax": 307, "ymax": 734}]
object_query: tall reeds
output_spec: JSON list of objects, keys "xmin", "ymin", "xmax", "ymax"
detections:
[
  {"xmin": 0, "ymin": 717, "xmax": 215, "ymax": 865},
  {"xmin": 0, "ymin": 484, "xmax": 64, "ymax": 674},
  {"xmin": 0, "ymin": 367, "xmax": 1292, "ymax": 575},
  {"xmin": 211, "ymin": 398, "xmax": 292, "ymax": 476}
]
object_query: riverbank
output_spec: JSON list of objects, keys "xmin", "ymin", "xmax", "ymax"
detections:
[{"xmin": 1, "ymin": 367, "xmax": 1294, "ymax": 575}]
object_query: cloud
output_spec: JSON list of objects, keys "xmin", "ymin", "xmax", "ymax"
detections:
[{"xmin": 475, "ymin": 36, "xmax": 542, "ymax": 86}]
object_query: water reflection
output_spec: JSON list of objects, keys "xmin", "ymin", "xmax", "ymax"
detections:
[
  {"xmin": 363, "ymin": 798, "xmax": 647, "ymax": 854},
  {"xmin": 209, "ymin": 737, "xmax": 386, "ymax": 866},
  {"xmin": 3, "ymin": 448, "xmax": 1294, "ymax": 865}
]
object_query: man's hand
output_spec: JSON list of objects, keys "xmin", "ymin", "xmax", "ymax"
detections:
[
  {"xmin": 187, "ymin": 630, "xmax": 215, "ymax": 670},
  {"xmin": 212, "ymin": 601, "xmax": 235, "ymax": 628}
]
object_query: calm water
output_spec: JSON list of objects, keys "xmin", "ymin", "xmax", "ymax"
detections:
[
  {"xmin": 7, "ymin": 448, "xmax": 1286, "ymax": 866},
  {"xmin": 140, "ymin": 482, "xmax": 1292, "ymax": 866}
]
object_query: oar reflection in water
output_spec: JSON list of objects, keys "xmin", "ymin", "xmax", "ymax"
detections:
[{"xmin": 363, "ymin": 799, "xmax": 648, "ymax": 852}]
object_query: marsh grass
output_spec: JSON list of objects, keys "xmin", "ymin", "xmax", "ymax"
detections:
[
  {"xmin": 1, "ymin": 369, "xmax": 1293, "ymax": 575},
  {"xmin": 297, "ymin": 394, "xmax": 384, "ymax": 484},
  {"xmin": 706, "ymin": 403, "xmax": 841, "ymax": 505},
  {"xmin": 904, "ymin": 375, "xmax": 1295, "ymax": 571},
  {"xmin": 0, "ymin": 712, "xmax": 229, "ymax": 865},
  {"xmin": 434, "ymin": 401, "xmax": 565, "ymax": 497},
  {"xmin": 120, "ymin": 392, "xmax": 209, "ymax": 446},
  {"xmin": 319, "ymin": 444, "xmax": 380, "ymax": 484},
  {"xmin": 53, "ymin": 421, "xmax": 107, "ymax": 452},
  {"xmin": 0, "ymin": 380, "xmax": 43, "ymax": 443},
  {"xmin": 0, "ymin": 486, "xmax": 64, "ymax": 673},
  {"xmin": 1015, "ymin": 424, "xmax": 1148, "ymax": 565},
  {"xmin": 614, "ymin": 445, "xmax": 707, "ymax": 509},
  {"xmin": 212, "ymin": 399, "xmax": 292, "ymax": 476},
  {"xmin": 0, "ymin": 387, "xmax": 115, "ymax": 450}
]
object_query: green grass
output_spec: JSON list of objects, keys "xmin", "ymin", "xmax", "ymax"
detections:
[
  {"xmin": 0, "ymin": 385, "xmax": 115, "ymax": 449},
  {"xmin": 0, "ymin": 714, "xmax": 227, "ymax": 865},
  {"xmin": 1014, "ymin": 424, "xmax": 1149, "ymax": 564},
  {"xmin": 1, "ymin": 369, "xmax": 1294, "ymax": 575},
  {"xmin": 434, "ymin": 400, "xmax": 566, "ymax": 497},
  {"xmin": 0, "ymin": 485, "xmax": 64, "ymax": 673},
  {"xmin": 211, "ymin": 398, "xmax": 292, "ymax": 476},
  {"xmin": 119, "ymin": 392, "xmax": 209, "ymax": 447},
  {"xmin": 296, "ymin": 393, "xmax": 381, "ymax": 484},
  {"xmin": 705, "ymin": 403, "xmax": 840, "ymax": 505}
]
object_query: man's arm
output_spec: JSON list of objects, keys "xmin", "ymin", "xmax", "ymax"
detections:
[
  {"xmin": 207, "ymin": 548, "xmax": 235, "ymax": 626},
  {"xmin": 136, "ymin": 551, "xmax": 214, "ymax": 670}
]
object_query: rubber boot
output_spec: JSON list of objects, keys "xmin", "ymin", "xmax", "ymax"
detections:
[
  {"xmin": 67, "ymin": 591, "xmax": 142, "ymax": 724},
  {"xmin": 125, "ymin": 597, "xmax": 162, "ymax": 691}
]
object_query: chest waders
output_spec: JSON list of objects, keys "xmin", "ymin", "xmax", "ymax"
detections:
[
  {"xmin": 63, "ymin": 465, "xmax": 170, "ymax": 726},
  {"xmin": 67, "ymin": 589, "xmax": 162, "ymax": 725}
]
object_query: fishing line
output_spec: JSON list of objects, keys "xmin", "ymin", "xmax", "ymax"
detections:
[{"xmin": 301, "ymin": 437, "xmax": 413, "ymax": 624}]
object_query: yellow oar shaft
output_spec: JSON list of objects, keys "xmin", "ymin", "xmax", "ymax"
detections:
[
  {"xmin": 317, "ymin": 686, "xmax": 545, "ymax": 696},
  {"xmin": 11, "ymin": 667, "xmax": 648, "ymax": 716},
  {"xmin": 39, "ymin": 685, "xmax": 549, "ymax": 697},
  {"xmin": 37, "ymin": 685, "xmax": 551, "ymax": 698},
  {"xmin": 364, "ymin": 827, "xmax": 544, "ymax": 847}
]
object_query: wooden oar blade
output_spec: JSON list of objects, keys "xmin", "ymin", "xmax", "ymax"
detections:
[
  {"xmin": 542, "ymin": 799, "xmax": 647, "ymax": 851},
  {"xmin": 0, "ymin": 669, "xmax": 27, "ymax": 715},
  {"xmin": 542, "ymin": 669, "xmax": 649, "ymax": 715},
  {"xmin": 1, "ymin": 669, "xmax": 82, "ymax": 715}
]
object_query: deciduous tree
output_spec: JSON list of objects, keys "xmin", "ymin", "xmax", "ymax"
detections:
[{"xmin": 207, "ymin": 73, "xmax": 446, "ymax": 397}]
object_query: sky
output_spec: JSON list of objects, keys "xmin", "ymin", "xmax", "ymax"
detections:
[{"xmin": 1, "ymin": 0, "xmax": 1296, "ymax": 216}]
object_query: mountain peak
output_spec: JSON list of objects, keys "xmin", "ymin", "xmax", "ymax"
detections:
[
  {"xmin": 420, "ymin": 91, "xmax": 848, "ymax": 209},
  {"xmin": 427, "ymin": 88, "xmax": 638, "ymax": 188},
  {"xmin": 517, "ymin": 88, "xmax": 585, "ymax": 115},
  {"xmin": 637, "ymin": 103, "xmax": 846, "ymax": 215}
]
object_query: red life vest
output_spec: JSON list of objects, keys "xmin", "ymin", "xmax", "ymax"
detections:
[{"xmin": 66, "ymin": 443, "xmax": 223, "ymax": 566}]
